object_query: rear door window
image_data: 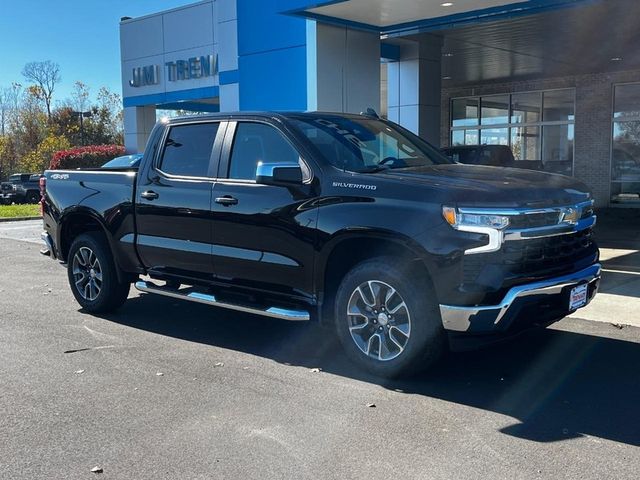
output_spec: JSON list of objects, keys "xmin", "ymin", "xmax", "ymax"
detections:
[{"xmin": 159, "ymin": 122, "xmax": 219, "ymax": 177}]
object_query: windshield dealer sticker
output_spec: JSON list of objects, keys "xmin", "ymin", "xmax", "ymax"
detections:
[{"xmin": 332, "ymin": 181, "xmax": 376, "ymax": 191}]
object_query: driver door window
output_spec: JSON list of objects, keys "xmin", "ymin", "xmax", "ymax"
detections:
[{"xmin": 227, "ymin": 123, "xmax": 303, "ymax": 180}]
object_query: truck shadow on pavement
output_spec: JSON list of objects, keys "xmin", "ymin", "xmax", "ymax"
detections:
[{"xmin": 100, "ymin": 293, "xmax": 640, "ymax": 447}]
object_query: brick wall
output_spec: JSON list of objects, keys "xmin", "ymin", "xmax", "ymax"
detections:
[{"xmin": 440, "ymin": 69, "xmax": 640, "ymax": 207}]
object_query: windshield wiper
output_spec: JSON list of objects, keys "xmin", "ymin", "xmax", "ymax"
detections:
[{"xmin": 357, "ymin": 165, "xmax": 391, "ymax": 173}]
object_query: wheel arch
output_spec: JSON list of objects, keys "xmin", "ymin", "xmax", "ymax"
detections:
[
  {"xmin": 57, "ymin": 207, "xmax": 131, "ymax": 283},
  {"xmin": 316, "ymin": 230, "xmax": 437, "ymax": 324}
]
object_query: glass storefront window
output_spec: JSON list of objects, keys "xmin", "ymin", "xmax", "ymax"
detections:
[
  {"xmin": 451, "ymin": 98, "xmax": 479, "ymax": 127},
  {"xmin": 481, "ymin": 95, "xmax": 509, "ymax": 125},
  {"xmin": 452, "ymin": 129, "xmax": 479, "ymax": 146},
  {"xmin": 451, "ymin": 89, "xmax": 575, "ymax": 176},
  {"xmin": 611, "ymin": 182, "xmax": 640, "ymax": 205},
  {"xmin": 543, "ymin": 89, "xmax": 574, "ymax": 122},
  {"xmin": 451, "ymin": 130, "xmax": 464, "ymax": 146},
  {"xmin": 480, "ymin": 128, "xmax": 508, "ymax": 145},
  {"xmin": 542, "ymin": 124, "xmax": 574, "ymax": 175},
  {"xmin": 511, "ymin": 126, "xmax": 540, "ymax": 162},
  {"xmin": 612, "ymin": 85, "xmax": 640, "ymax": 205},
  {"xmin": 613, "ymin": 84, "xmax": 640, "ymax": 120},
  {"xmin": 511, "ymin": 92, "xmax": 541, "ymax": 123},
  {"xmin": 612, "ymin": 123, "xmax": 640, "ymax": 181}
]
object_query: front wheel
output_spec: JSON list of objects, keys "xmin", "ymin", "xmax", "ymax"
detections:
[
  {"xmin": 67, "ymin": 233, "xmax": 130, "ymax": 313},
  {"xmin": 334, "ymin": 257, "xmax": 446, "ymax": 378},
  {"xmin": 26, "ymin": 191, "xmax": 40, "ymax": 204}
]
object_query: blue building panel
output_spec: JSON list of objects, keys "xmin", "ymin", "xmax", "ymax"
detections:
[
  {"xmin": 237, "ymin": 0, "xmax": 312, "ymax": 111},
  {"xmin": 123, "ymin": 86, "xmax": 220, "ymax": 108},
  {"xmin": 238, "ymin": 45, "xmax": 307, "ymax": 111},
  {"xmin": 237, "ymin": 0, "xmax": 309, "ymax": 56}
]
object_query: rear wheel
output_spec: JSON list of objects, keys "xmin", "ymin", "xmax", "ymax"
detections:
[
  {"xmin": 334, "ymin": 257, "xmax": 445, "ymax": 378},
  {"xmin": 67, "ymin": 233, "xmax": 130, "ymax": 313}
]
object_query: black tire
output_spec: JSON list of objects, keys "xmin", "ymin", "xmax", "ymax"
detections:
[
  {"xmin": 334, "ymin": 257, "xmax": 446, "ymax": 378},
  {"xmin": 67, "ymin": 232, "xmax": 130, "ymax": 313},
  {"xmin": 26, "ymin": 191, "xmax": 40, "ymax": 204}
]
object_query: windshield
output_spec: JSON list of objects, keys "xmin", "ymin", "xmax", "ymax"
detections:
[{"xmin": 290, "ymin": 115, "xmax": 452, "ymax": 173}]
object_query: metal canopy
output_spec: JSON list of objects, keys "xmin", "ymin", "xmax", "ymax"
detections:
[
  {"xmin": 304, "ymin": 0, "xmax": 526, "ymax": 28},
  {"xmin": 298, "ymin": 0, "xmax": 639, "ymax": 85},
  {"xmin": 295, "ymin": 0, "xmax": 592, "ymax": 35},
  {"xmin": 423, "ymin": 0, "xmax": 640, "ymax": 85}
]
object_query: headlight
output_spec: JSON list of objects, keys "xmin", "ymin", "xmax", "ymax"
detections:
[
  {"xmin": 442, "ymin": 206, "xmax": 510, "ymax": 230},
  {"xmin": 442, "ymin": 206, "xmax": 508, "ymax": 255}
]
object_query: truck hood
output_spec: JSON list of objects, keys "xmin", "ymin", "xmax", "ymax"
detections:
[{"xmin": 370, "ymin": 164, "xmax": 592, "ymax": 208}]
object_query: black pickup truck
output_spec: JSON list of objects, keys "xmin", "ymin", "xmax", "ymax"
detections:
[
  {"xmin": 9, "ymin": 173, "xmax": 43, "ymax": 204},
  {"xmin": 41, "ymin": 112, "xmax": 600, "ymax": 377}
]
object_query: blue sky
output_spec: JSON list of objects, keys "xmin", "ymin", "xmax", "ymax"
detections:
[{"xmin": 0, "ymin": 0, "xmax": 192, "ymax": 104}]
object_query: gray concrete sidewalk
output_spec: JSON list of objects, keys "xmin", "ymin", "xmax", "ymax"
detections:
[
  {"xmin": 569, "ymin": 209, "xmax": 640, "ymax": 327},
  {"xmin": 0, "ymin": 219, "xmax": 43, "ymax": 245}
]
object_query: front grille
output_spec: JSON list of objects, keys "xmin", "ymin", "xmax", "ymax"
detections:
[
  {"xmin": 508, "ymin": 211, "xmax": 562, "ymax": 229},
  {"xmin": 507, "ymin": 205, "xmax": 593, "ymax": 230},
  {"xmin": 463, "ymin": 227, "xmax": 596, "ymax": 285}
]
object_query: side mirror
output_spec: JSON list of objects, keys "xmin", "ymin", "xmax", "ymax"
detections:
[{"xmin": 256, "ymin": 162, "xmax": 303, "ymax": 186}]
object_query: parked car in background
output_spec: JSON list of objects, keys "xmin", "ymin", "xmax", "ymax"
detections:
[
  {"xmin": 442, "ymin": 145, "xmax": 543, "ymax": 171},
  {"xmin": 102, "ymin": 154, "xmax": 143, "ymax": 169},
  {"xmin": 0, "ymin": 182, "xmax": 22, "ymax": 205},
  {"xmin": 8, "ymin": 173, "xmax": 43, "ymax": 204}
]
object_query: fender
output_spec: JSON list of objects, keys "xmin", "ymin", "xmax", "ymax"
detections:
[
  {"xmin": 314, "ymin": 227, "xmax": 437, "ymax": 298},
  {"xmin": 57, "ymin": 206, "xmax": 135, "ymax": 282}
]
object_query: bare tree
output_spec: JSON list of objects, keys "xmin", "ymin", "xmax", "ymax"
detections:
[
  {"xmin": 70, "ymin": 81, "xmax": 90, "ymax": 113},
  {"xmin": 0, "ymin": 83, "xmax": 21, "ymax": 136},
  {"xmin": 0, "ymin": 88, "xmax": 10, "ymax": 136},
  {"xmin": 22, "ymin": 61, "xmax": 61, "ymax": 119}
]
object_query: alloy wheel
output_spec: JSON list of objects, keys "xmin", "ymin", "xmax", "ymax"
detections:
[
  {"xmin": 346, "ymin": 280, "xmax": 411, "ymax": 361},
  {"xmin": 72, "ymin": 246, "xmax": 103, "ymax": 301}
]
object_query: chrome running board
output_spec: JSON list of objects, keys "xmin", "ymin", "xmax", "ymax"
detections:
[{"xmin": 134, "ymin": 280, "xmax": 310, "ymax": 321}]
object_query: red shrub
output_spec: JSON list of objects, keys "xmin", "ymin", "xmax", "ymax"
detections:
[{"xmin": 49, "ymin": 145, "xmax": 125, "ymax": 170}]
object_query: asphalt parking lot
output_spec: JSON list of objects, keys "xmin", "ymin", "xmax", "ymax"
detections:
[{"xmin": 1, "ymin": 219, "xmax": 639, "ymax": 479}]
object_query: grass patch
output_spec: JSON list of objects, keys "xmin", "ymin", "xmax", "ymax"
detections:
[{"xmin": 0, "ymin": 204, "xmax": 41, "ymax": 219}]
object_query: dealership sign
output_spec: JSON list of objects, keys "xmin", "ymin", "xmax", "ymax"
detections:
[{"xmin": 129, "ymin": 54, "xmax": 218, "ymax": 87}]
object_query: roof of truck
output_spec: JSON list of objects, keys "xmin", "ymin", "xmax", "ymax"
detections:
[{"xmin": 162, "ymin": 111, "xmax": 379, "ymax": 125}]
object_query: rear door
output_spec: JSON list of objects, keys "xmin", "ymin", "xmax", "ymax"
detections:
[
  {"xmin": 209, "ymin": 120, "xmax": 318, "ymax": 299},
  {"xmin": 135, "ymin": 119, "xmax": 225, "ymax": 281}
]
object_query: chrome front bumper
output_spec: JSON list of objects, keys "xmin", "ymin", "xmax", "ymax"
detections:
[{"xmin": 439, "ymin": 263, "xmax": 601, "ymax": 333}]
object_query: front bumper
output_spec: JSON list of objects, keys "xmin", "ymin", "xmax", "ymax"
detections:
[
  {"xmin": 439, "ymin": 263, "xmax": 601, "ymax": 333},
  {"xmin": 0, "ymin": 193, "xmax": 16, "ymax": 204}
]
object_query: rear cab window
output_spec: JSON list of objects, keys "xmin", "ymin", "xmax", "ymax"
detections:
[{"xmin": 158, "ymin": 122, "xmax": 220, "ymax": 178}]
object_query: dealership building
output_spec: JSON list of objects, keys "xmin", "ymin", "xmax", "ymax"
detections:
[{"xmin": 120, "ymin": 0, "xmax": 640, "ymax": 207}]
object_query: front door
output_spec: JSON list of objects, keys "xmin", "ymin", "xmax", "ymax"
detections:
[
  {"xmin": 135, "ymin": 120, "xmax": 224, "ymax": 281},
  {"xmin": 210, "ymin": 121, "xmax": 318, "ymax": 300}
]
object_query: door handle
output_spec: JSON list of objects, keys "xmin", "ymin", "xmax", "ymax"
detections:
[
  {"xmin": 141, "ymin": 190, "xmax": 159, "ymax": 200},
  {"xmin": 215, "ymin": 195, "xmax": 238, "ymax": 206}
]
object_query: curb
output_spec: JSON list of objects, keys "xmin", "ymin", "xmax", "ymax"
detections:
[{"xmin": 0, "ymin": 216, "xmax": 42, "ymax": 223}]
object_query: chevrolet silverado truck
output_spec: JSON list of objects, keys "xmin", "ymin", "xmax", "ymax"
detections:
[{"xmin": 41, "ymin": 112, "xmax": 600, "ymax": 377}]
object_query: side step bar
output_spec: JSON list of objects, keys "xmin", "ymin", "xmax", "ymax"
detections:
[{"xmin": 134, "ymin": 280, "xmax": 310, "ymax": 321}]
